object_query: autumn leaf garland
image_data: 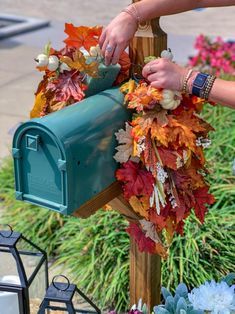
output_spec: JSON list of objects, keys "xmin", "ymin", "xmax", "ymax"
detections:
[
  {"xmin": 115, "ymin": 80, "xmax": 215, "ymax": 258},
  {"xmin": 30, "ymin": 23, "xmax": 130, "ymax": 118}
]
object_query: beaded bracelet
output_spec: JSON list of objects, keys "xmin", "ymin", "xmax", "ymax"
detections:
[
  {"xmin": 182, "ymin": 69, "xmax": 193, "ymax": 94},
  {"xmin": 200, "ymin": 75, "xmax": 216, "ymax": 100},
  {"xmin": 122, "ymin": 4, "xmax": 141, "ymax": 25}
]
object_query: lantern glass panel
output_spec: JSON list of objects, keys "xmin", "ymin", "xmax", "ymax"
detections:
[
  {"xmin": 0, "ymin": 246, "xmax": 20, "ymax": 284},
  {"xmin": 47, "ymin": 301, "xmax": 68, "ymax": 313},
  {"xmin": 0, "ymin": 289, "xmax": 20, "ymax": 314},
  {"xmin": 16, "ymin": 237, "xmax": 44, "ymax": 281},
  {"xmin": 29, "ymin": 260, "xmax": 47, "ymax": 313},
  {"xmin": 73, "ymin": 290, "xmax": 99, "ymax": 313}
]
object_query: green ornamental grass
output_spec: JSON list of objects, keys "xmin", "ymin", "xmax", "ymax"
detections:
[{"xmin": 0, "ymin": 104, "xmax": 234, "ymax": 311}]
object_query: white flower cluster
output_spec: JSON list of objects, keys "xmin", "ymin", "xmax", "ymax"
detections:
[
  {"xmin": 156, "ymin": 162, "xmax": 168, "ymax": 184},
  {"xmin": 196, "ymin": 136, "xmax": 212, "ymax": 149},
  {"xmin": 188, "ymin": 280, "xmax": 235, "ymax": 314}
]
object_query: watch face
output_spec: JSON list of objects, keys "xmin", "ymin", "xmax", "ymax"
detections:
[{"xmin": 194, "ymin": 73, "xmax": 208, "ymax": 88}]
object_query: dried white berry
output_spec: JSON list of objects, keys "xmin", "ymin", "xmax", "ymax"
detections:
[
  {"xmin": 47, "ymin": 55, "xmax": 59, "ymax": 71},
  {"xmin": 35, "ymin": 53, "xmax": 49, "ymax": 67},
  {"xmin": 59, "ymin": 62, "xmax": 71, "ymax": 73}
]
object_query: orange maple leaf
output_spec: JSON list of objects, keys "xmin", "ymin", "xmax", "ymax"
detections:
[
  {"xmin": 64, "ymin": 23, "xmax": 102, "ymax": 51},
  {"xmin": 126, "ymin": 83, "xmax": 162, "ymax": 112},
  {"xmin": 30, "ymin": 92, "xmax": 47, "ymax": 118}
]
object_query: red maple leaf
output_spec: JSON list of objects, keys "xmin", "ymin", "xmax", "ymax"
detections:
[
  {"xmin": 192, "ymin": 187, "xmax": 215, "ymax": 223},
  {"xmin": 116, "ymin": 161, "xmax": 155, "ymax": 199},
  {"xmin": 47, "ymin": 71, "xmax": 87, "ymax": 102},
  {"xmin": 126, "ymin": 223, "xmax": 156, "ymax": 254},
  {"xmin": 64, "ymin": 23, "xmax": 102, "ymax": 50},
  {"xmin": 157, "ymin": 147, "xmax": 181, "ymax": 170},
  {"xmin": 148, "ymin": 208, "xmax": 167, "ymax": 231},
  {"xmin": 114, "ymin": 51, "xmax": 131, "ymax": 85}
]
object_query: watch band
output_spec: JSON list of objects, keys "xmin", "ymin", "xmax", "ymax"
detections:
[{"xmin": 192, "ymin": 72, "xmax": 209, "ymax": 97}]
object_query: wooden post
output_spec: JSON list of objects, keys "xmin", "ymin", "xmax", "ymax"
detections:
[
  {"xmin": 75, "ymin": 3, "xmax": 167, "ymax": 310},
  {"xmin": 128, "ymin": 1, "xmax": 167, "ymax": 310}
]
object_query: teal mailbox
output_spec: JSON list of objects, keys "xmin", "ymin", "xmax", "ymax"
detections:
[{"xmin": 12, "ymin": 86, "xmax": 130, "ymax": 216}]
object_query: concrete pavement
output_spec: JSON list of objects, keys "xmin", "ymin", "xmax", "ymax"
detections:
[{"xmin": 0, "ymin": 1, "xmax": 235, "ymax": 160}]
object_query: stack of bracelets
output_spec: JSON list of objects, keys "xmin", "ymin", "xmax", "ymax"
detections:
[
  {"xmin": 122, "ymin": 3, "xmax": 217, "ymax": 101},
  {"xmin": 182, "ymin": 70, "xmax": 216, "ymax": 100}
]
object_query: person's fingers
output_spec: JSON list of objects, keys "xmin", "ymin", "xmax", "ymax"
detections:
[
  {"xmin": 142, "ymin": 60, "xmax": 160, "ymax": 78},
  {"xmin": 111, "ymin": 42, "xmax": 127, "ymax": 65},
  {"xmin": 104, "ymin": 42, "xmax": 116, "ymax": 66},
  {"xmin": 150, "ymin": 80, "xmax": 163, "ymax": 89},
  {"xmin": 101, "ymin": 38, "xmax": 108, "ymax": 57},
  {"xmin": 147, "ymin": 73, "xmax": 158, "ymax": 83},
  {"xmin": 99, "ymin": 28, "xmax": 107, "ymax": 50}
]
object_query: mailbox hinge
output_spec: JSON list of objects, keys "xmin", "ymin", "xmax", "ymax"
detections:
[
  {"xmin": 12, "ymin": 148, "xmax": 21, "ymax": 159},
  {"xmin": 57, "ymin": 159, "xmax": 67, "ymax": 171}
]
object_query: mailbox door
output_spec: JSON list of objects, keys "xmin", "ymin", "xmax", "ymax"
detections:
[{"xmin": 13, "ymin": 127, "xmax": 67, "ymax": 213}]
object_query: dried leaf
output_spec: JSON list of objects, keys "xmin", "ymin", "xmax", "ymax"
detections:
[
  {"xmin": 30, "ymin": 92, "xmax": 47, "ymax": 118},
  {"xmin": 64, "ymin": 23, "xmax": 102, "ymax": 50},
  {"xmin": 114, "ymin": 123, "xmax": 133, "ymax": 163},
  {"xmin": 47, "ymin": 71, "xmax": 87, "ymax": 102},
  {"xmin": 61, "ymin": 50, "xmax": 99, "ymax": 78},
  {"xmin": 116, "ymin": 161, "xmax": 155, "ymax": 199},
  {"xmin": 129, "ymin": 196, "xmax": 149, "ymax": 219},
  {"xmin": 192, "ymin": 187, "xmax": 215, "ymax": 223},
  {"xmin": 126, "ymin": 223, "xmax": 158, "ymax": 254}
]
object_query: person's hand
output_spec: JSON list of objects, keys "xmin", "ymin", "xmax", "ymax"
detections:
[
  {"xmin": 142, "ymin": 58, "xmax": 187, "ymax": 91},
  {"xmin": 99, "ymin": 12, "xmax": 138, "ymax": 66}
]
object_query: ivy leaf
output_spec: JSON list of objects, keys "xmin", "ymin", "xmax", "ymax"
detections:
[
  {"xmin": 64, "ymin": 23, "xmax": 102, "ymax": 50},
  {"xmin": 116, "ymin": 161, "xmax": 155, "ymax": 199},
  {"xmin": 47, "ymin": 71, "xmax": 87, "ymax": 102}
]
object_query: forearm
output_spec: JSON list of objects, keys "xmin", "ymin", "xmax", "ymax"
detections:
[
  {"xmin": 135, "ymin": 0, "xmax": 235, "ymax": 21},
  {"xmin": 209, "ymin": 79, "xmax": 235, "ymax": 109}
]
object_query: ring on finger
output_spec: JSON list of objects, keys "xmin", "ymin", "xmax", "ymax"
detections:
[
  {"xmin": 106, "ymin": 45, "xmax": 113, "ymax": 53},
  {"xmin": 148, "ymin": 64, "xmax": 154, "ymax": 74}
]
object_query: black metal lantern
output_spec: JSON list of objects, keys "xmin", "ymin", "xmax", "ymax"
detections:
[
  {"xmin": 38, "ymin": 275, "xmax": 101, "ymax": 314},
  {"xmin": 0, "ymin": 225, "xmax": 48, "ymax": 314}
]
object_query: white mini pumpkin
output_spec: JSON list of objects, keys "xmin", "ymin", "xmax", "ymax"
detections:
[
  {"xmin": 59, "ymin": 62, "xmax": 71, "ymax": 73},
  {"xmin": 160, "ymin": 48, "xmax": 174, "ymax": 61},
  {"xmin": 35, "ymin": 53, "xmax": 49, "ymax": 67},
  {"xmin": 160, "ymin": 89, "xmax": 182, "ymax": 110},
  {"xmin": 47, "ymin": 55, "xmax": 59, "ymax": 71},
  {"xmin": 89, "ymin": 45, "xmax": 101, "ymax": 57}
]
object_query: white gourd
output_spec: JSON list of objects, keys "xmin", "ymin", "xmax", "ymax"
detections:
[
  {"xmin": 160, "ymin": 48, "xmax": 174, "ymax": 61},
  {"xmin": 47, "ymin": 55, "xmax": 59, "ymax": 71},
  {"xmin": 89, "ymin": 45, "xmax": 101, "ymax": 57},
  {"xmin": 59, "ymin": 62, "xmax": 71, "ymax": 73},
  {"xmin": 160, "ymin": 89, "xmax": 182, "ymax": 110},
  {"xmin": 35, "ymin": 54, "xmax": 49, "ymax": 67}
]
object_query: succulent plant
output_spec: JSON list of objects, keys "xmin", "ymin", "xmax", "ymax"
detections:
[
  {"xmin": 131, "ymin": 299, "xmax": 148, "ymax": 314},
  {"xmin": 153, "ymin": 283, "xmax": 203, "ymax": 314}
]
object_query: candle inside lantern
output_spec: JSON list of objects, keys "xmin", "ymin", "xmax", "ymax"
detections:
[{"xmin": 0, "ymin": 275, "xmax": 20, "ymax": 314}]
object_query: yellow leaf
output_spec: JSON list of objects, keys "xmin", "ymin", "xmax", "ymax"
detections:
[
  {"xmin": 129, "ymin": 196, "xmax": 149, "ymax": 219},
  {"xmin": 61, "ymin": 50, "xmax": 99, "ymax": 78},
  {"xmin": 30, "ymin": 92, "xmax": 47, "ymax": 118}
]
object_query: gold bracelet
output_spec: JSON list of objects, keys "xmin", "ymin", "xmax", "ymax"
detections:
[{"xmin": 182, "ymin": 69, "xmax": 193, "ymax": 94}]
